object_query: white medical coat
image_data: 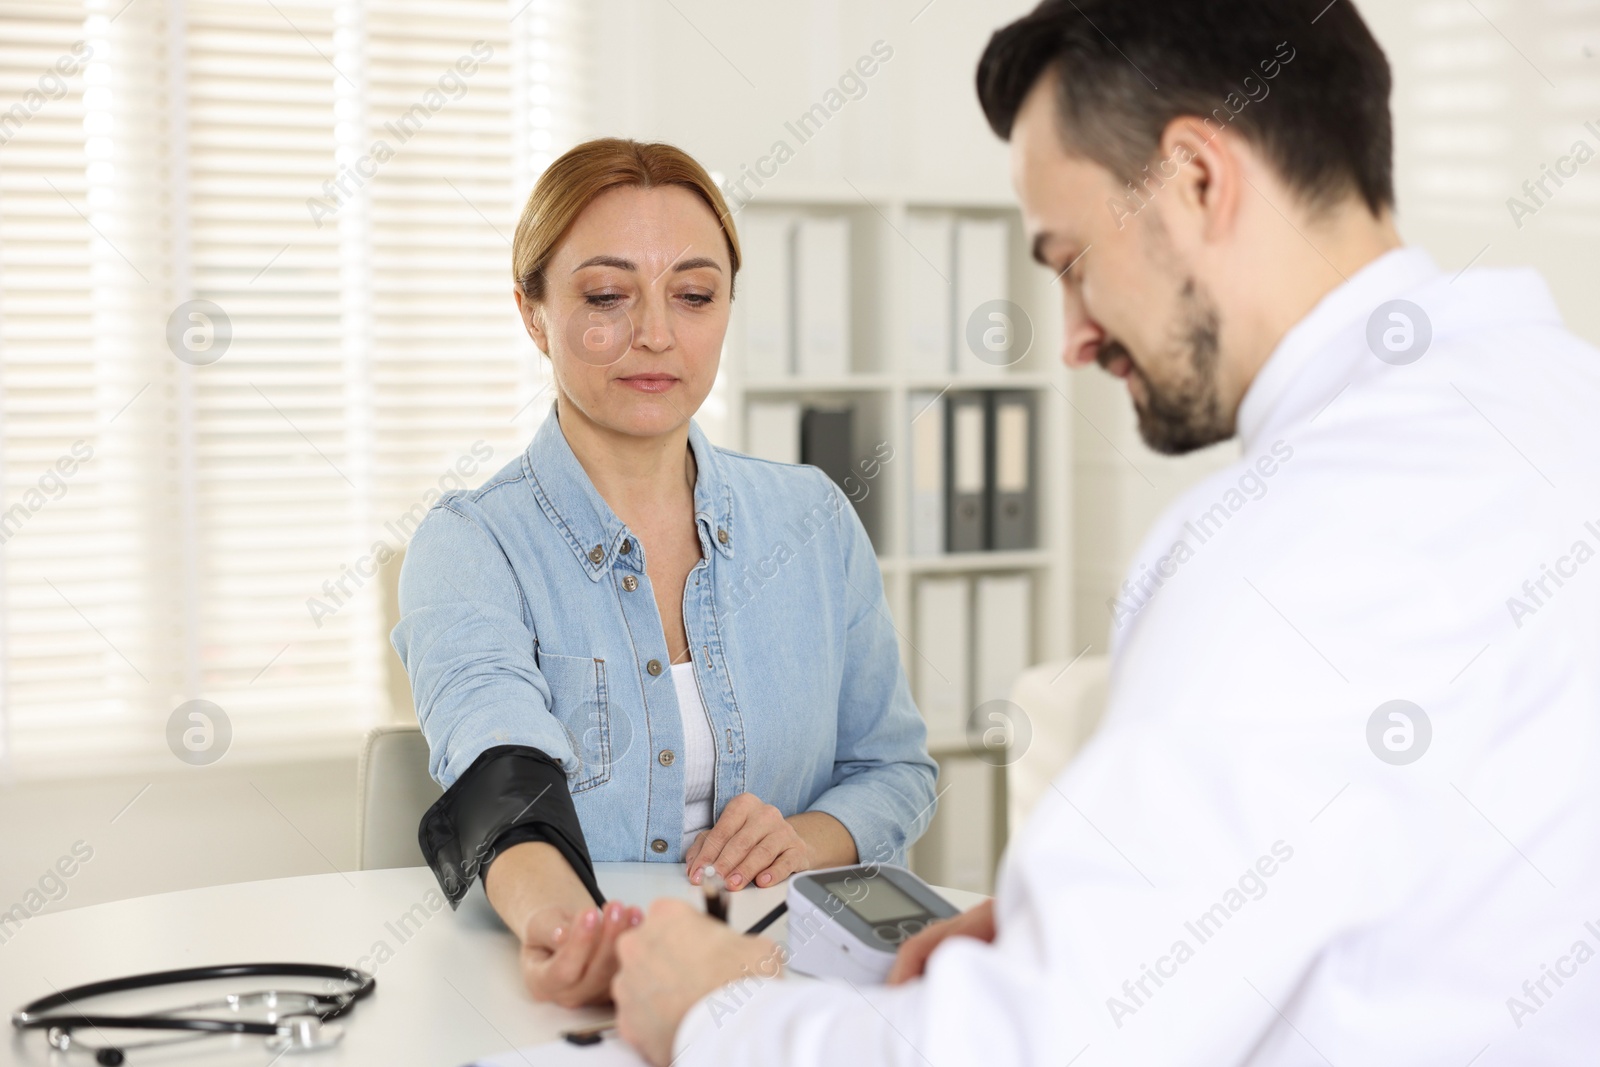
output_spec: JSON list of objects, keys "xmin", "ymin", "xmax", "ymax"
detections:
[{"xmin": 674, "ymin": 247, "xmax": 1600, "ymax": 1066}]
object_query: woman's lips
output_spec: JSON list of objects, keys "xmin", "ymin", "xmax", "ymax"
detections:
[{"xmin": 617, "ymin": 374, "xmax": 679, "ymax": 393}]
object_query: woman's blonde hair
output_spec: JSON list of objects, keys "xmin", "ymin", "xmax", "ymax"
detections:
[{"xmin": 512, "ymin": 138, "xmax": 741, "ymax": 301}]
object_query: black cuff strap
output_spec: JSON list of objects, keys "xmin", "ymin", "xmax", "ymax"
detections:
[{"xmin": 417, "ymin": 744, "xmax": 604, "ymax": 910}]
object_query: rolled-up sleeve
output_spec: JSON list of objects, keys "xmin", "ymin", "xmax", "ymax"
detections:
[
  {"xmin": 805, "ymin": 477, "xmax": 939, "ymax": 866},
  {"xmin": 391, "ymin": 502, "xmax": 574, "ymax": 788}
]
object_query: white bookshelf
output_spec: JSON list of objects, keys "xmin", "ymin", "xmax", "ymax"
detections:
[{"xmin": 720, "ymin": 188, "xmax": 1073, "ymax": 894}]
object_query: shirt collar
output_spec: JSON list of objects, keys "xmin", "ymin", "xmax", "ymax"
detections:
[
  {"xmin": 522, "ymin": 404, "xmax": 736, "ymax": 581},
  {"xmin": 1236, "ymin": 246, "xmax": 1442, "ymax": 452}
]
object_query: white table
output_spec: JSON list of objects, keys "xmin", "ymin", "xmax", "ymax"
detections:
[{"xmin": 1, "ymin": 865, "xmax": 984, "ymax": 1066}]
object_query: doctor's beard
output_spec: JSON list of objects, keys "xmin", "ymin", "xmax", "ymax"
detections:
[{"xmin": 1101, "ymin": 278, "xmax": 1233, "ymax": 455}]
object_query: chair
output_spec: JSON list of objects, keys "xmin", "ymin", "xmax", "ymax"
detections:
[
  {"xmin": 356, "ymin": 723, "xmax": 443, "ymax": 870},
  {"xmin": 1006, "ymin": 653, "xmax": 1112, "ymax": 834}
]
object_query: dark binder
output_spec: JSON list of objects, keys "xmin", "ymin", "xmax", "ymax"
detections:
[
  {"xmin": 800, "ymin": 405, "xmax": 855, "ymax": 498},
  {"xmin": 945, "ymin": 392, "xmax": 988, "ymax": 552},
  {"xmin": 988, "ymin": 390, "xmax": 1036, "ymax": 550}
]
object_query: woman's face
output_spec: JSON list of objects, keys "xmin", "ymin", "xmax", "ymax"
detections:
[{"xmin": 520, "ymin": 184, "xmax": 732, "ymax": 440}]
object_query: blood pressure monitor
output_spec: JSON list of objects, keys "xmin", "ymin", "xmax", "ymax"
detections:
[{"xmin": 786, "ymin": 864, "xmax": 960, "ymax": 984}]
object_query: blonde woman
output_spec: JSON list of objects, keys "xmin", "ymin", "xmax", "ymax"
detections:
[{"xmin": 392, "ymin": 138, "xmax": 936, "ymax": 1007}]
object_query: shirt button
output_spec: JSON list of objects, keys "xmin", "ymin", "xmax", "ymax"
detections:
[
  {"xmin": 588, "ymin": 544, "xmax": 604, "ymax": 564},
  {"xmin": 716, "ymin": 527, "xmax": 729, "ymax": 545},
  {"xmin": 620, "ymin": 539, "xmax": 632, "ymax": 554},
  {"xmin": 651, "ymin": 838, "xmax": 668, "ymax": 854},
  {"xmin": 646, "ymin": 659, "xmax": 662, "ymax": 676},
  {"xmin": 622, "ymin": 575, "xmax": 638, "ymax": 592},
  {"xmin": 658, "ymin": 749, "xmax": 675, "ymax": 766}
]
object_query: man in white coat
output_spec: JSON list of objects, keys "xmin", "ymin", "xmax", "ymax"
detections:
[{"xmin": 610, "ymin": 1, "xmax": 1600, "ymax": 1063}]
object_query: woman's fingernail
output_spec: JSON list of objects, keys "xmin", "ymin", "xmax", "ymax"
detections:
[
  {"xmin": 584, "ymin": 909, "xmax": 599, "ymax": 928},
  {"xmin": 758, "ymin": 873, "xmax": 771, "ymax": 886},
  {"xmin": 727, "ymin": 873, "xmax": 742, "ymax": 888},
  {"xmin": 552, "ymin": 926, "xmax": 564, "ymax": 942}
]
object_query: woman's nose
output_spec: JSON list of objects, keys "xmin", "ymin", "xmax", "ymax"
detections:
[{"xmin": 631, "ymin": 288, "xmax": 674, "ymax": 352}]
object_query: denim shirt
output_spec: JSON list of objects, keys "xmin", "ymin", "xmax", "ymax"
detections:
[{"xmin": 391, "ymin": 408, "xmax": 938, "ymax": 866}]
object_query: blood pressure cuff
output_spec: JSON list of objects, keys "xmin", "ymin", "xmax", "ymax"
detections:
[{"xmin": 417, "ymin": 744, "xmax": 605, "ymax": 910}]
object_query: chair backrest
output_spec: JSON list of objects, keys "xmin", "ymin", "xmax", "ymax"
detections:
[
  {"xmin": 1006, "ymin": 654, "xmax": 1112, "ymax": 835},
  {"xmin": 357, "ymin": 723, "xmax": 444, "ymax": 870}
]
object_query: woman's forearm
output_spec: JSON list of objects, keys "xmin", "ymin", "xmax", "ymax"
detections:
[
  {"xmin": 788, "ymin": 810, "xmax": 858, "ymax": 870},
  {"xmin": 484, "ymin": 840, "xmax": 597, "ymax": 942}
]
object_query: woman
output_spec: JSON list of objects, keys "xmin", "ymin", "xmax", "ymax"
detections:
[{"xmin": 392, "ymin": 138, "xmax": 937, "ymax": 1007}]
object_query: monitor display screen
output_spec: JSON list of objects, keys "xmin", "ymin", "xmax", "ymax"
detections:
[{"xmin": 824, "ymin": 876, "xmax": 925, "ymax": 923}]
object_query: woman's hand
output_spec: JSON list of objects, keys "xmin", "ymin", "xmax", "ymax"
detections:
[
  {"xmin": 886, "ymin": 898, "xmax": 997, "ymax": 985},
  {"xmin": 517, "ymin": 899, "xmax": 643, "ymax": 1007},
  {"xmin": 683, "ymin": 793, "xmax": 812, "ymax": 890}
]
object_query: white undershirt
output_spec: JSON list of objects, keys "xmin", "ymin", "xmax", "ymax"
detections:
[{"xmin": 669, "ymin": 661, "xmax": 716, "ymax": 846}]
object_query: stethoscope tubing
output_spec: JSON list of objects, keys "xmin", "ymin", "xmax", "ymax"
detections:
[{"xmin": 12, "ymin": 962, "xmax": 375, "ymax": 1038}]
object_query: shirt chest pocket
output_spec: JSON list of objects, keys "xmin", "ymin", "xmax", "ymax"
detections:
[{"xmin": 537, "ymin": 652, "xmax": 615, "ymax": 794}]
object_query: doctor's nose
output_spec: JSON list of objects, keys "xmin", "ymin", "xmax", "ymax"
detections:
[{"xmin": 1060, "ymin": 305, "xmax": 1106, "ymax": 370}]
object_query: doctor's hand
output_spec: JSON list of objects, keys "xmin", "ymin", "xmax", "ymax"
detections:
[
  {"xmin": 518, "ymin": 900, "xmax": 644, "ymax": 1008},
  {"xmin": 886, "ymin": 898, "xmax": 997, "ymax": 985},
  {"xmin": 684, "ymin": 793, "xmax": 812, "ymax": 890},
  {"xmin": 612, "ymin": 899, "xmax": 781, "ymax": 1066}
]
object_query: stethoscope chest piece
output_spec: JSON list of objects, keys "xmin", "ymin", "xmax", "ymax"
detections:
[{"xmin": 265, "ymin": 1017, "xmax": 345, "ymax": 1054}]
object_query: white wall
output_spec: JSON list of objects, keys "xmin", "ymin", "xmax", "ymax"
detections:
[
  {"xmin": 592, "ymin": 0, "xmax": 1599, "ymax": 656},
  {"xmin": 7, "ymin": 0, "xmax": 1593, "ymax": 909}
]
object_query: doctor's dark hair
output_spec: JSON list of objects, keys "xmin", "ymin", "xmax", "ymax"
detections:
[
  {"xmin": 512, "ymin": 137, "xmax": 742, "ymax": 302},
  {"xmin": 976, "ymin": 0, "xmax": 1395, "ymax": 217}
]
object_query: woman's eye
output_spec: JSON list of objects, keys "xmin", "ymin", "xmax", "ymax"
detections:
[
  {"xmin": 679, "ymin": 292, "xmax": 713, "ymax": 308},
  {"xmin": 585, "ymin": 293, "xmax": 624, "ymax": 308}
]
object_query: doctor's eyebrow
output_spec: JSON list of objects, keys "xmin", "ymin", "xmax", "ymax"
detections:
[{"xmin": 571, "ymin": 255, "xmax": 722, "ymax": 273}]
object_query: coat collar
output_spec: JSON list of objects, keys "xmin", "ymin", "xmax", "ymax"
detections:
[
  {"xmin": 1236, "ymin": 247, "xmax": 1441, "ymax": 452},
  {"xmin": 522, "ymin": 404, "xmax": 736, "ymax": 580}
]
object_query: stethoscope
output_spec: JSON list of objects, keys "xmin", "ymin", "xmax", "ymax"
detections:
[{"xmin": 11, "ymin": 962, "xmax": 375, "ymax": 1064}]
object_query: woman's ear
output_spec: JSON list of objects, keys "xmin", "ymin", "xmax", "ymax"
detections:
[{"xmin": 514, "ymin": 287, "xmax": 550, "ymax": 355}]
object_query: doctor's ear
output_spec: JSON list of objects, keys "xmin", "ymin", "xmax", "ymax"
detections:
[
  {"xmin": 514, "ymin": 287, "xmax": 551, "ymax": 356},
  {"xmin": 1155, "ymin": 116, "xmax": 1245, "ymax": 245}
]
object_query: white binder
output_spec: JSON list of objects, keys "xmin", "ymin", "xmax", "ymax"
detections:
[
  {"xmin": 738, "ymin": 215, "xmax": 794, "ymax": 381},
  {"xmin": 974, "ymin": 573, "xmax": 1032, "ymax": 705},
  {"xmin": 913, "ymin": 575, "xmax": 971, "ymax": 743},
  {"xmin": 907, "ymin": 391, "xmax": 946, "ymax": 557},
  {"xmin": 905, "ymin": 212, "xmax": 954, "ymax": 377},
  {"xmin": 954, "ymin": 217, "xmax": 1010, "ymax": 377},
  {"xmin": 744, "ymin": 400, "xmax": 801, "ymax": 464},
  {"xmin": 794, "ymin": 217, "xmax": 851, "ymax": 379}
]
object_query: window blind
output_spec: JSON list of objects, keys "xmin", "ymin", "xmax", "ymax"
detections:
[{"xmin": 0, "ymin": 0, "xmax": 589, "ymax": 778}]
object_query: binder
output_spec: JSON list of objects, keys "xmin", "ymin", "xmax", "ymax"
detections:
[
  {"xmin": 745, "ymin": 400, "xmax": 801, "ymax": 464},
  {"xmin": 794, "ymin": 217, "xmax": 851, "ymax": 379},
  {"xmin": 738, "ymin": 215, "xmax": 794, "ymax": 380},
  {"xmin": 905, "ymin": 213, "xmax": 954, "ymax": 376},
  {"xmin": 928, "ymin": 757, "xmax": 996, "ymax": 894},
  {"xmin": 799, "ymin": 406, "xmax": 854, "ymax": 494},
  {"xmin": 973, "ymin": 574, "xmax": 1032, "ymax": 707},
  {"xmin": 945, "ymin": 392, "xmax": 988, "ymax": 552},
  {"xmin": 954, "ymin": 217, "xmax": 1010, "ymax": 377},
  {"xmin": 988, "ymin": 390, "xmax": 1036, "ymax": 550},
  {"xmin": 907, "ymin": 391, "xmax": 945, "ymax": 556},
  {"xmin": 913, "ymin": 576, "xmax": 971, "ymax": 742}
]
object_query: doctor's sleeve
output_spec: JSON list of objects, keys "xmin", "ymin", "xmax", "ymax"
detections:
[
  {"xmin": 671, "ymin": 698, "xmax": 1437, "ymax": 1066},
  {"xmin": 391, "ymin": 503, "xmax": 602, "ymax": 909}
]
